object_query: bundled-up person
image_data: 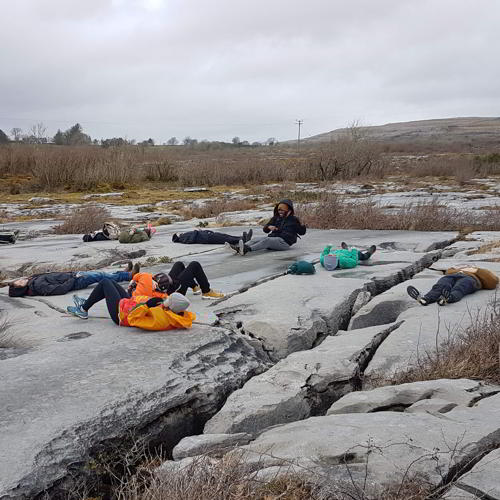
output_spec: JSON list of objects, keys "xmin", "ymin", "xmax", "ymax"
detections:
[
  {"xmin": 128, "ymin": 261, "xmax": 225, "ymax": 300},
  {"xmin": 83, "ymin": 222, "xmax": 120, "ymax": 242},
  {"xmin": 407, "ymin": 265, "xmax": 498, "ymax": 306},
  {"xmin": 67, "ymin": 278, "xmax": 195, "ymax": 331},
  {"xmin": 119, "ymin": 225, "xmax": 156, "ymax": 244},
  {"xmin": 226, "ymin": 199, "xmax": 306, "ymax": 256},
  {"xmin": 0, "ymin": 229, "xmax": 19, "ymax": 244},
  {"xmin": 172, "ymin": 229, "xmax": 253, "ymax": 246},
  {"xmin": 8, "ymin": 262, "xmax": 140, "ymax": 297},
  {"xmin": 320, "ymin": 242, "xmax": 377, "ymax": 270}
]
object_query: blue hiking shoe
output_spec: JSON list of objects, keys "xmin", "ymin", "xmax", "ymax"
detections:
[
  {"xmin": 73, "ymin": 294, "xmax": 86, "ymax": 308},
  {"xmin": 67, "ymin": 305, "xmax": 88, "ymax": 319}
]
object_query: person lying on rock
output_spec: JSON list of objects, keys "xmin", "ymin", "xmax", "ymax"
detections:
[
  {"xmin": 0, "ymin": 230, "xmax": 20, "ymax": 244},
  {"xmin": 8, "ymin": 262, "xmax": 140, "ymax": 298},
  {"xmin": 172, "ymin": 229, "xmax": 253, "ymax": 246},
  {"xmin": 407, "ymin": 265, "xmax": 499, "ymax": 306},
  {"xmin": 67, "ymin": 278, "xmax": 195, "ymax": 330},
  {"xmin": 129, "ymin": 261, "xmax": 225, "ymax": 300},
  {"xmin": 118, "ymin": 224, "xmax": 156, "ymax": 244},
  {"xmin": 225, "ymin": 199, "xmax": 306, "ymax": 256},
  {"xmin": 83, "ymin": 222, "xmax": 121, "ymax": 242},
  {"xmin": 320, "ymin": 242, "xmax": 377, "ymax": 270}
]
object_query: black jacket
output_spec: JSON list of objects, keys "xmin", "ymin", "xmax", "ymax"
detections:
[
  {"xmin": 263, "ymin": 199, "xmax": 306, "ymax": 246},
  {"xmin": 28, "ymin": 272, "xmax": 77, "ymax": 296}
]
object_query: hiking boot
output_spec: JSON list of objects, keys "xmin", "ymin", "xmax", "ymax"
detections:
[
  {"xmin": 238, "ymin": 239, "xmax": 249, "ymax": 255},
  {"xmin": 368, "ymin": 245, "xmax": 377, "ymax": 255},
  {"xmin": 131, "ymin": 262, "xmax": 141, "ymax": 276},
  {"xmin": 67, "ymin": 305, "xmax": 88, "ymax": 319},
  {"xmin": 341, "ymin": 241, "xmax": 348, "ymax": 250},
  {"xmin": 72, "ymin": 294, "xmax": 86, "ymax": 309},
  {"xmin": 224, "ymin": 242, "xmax": 239, "ymax": 253},
  {"xmin": 191, "ymin": 285, "xmax": 201, "ymax": 295},
  {"xmin": 407, "ymin": 285, "xmax": 428, "ymax": 306},
  {"xmin": 202, "ymin": 289, "xmax": 225, "ymax": 300},
  {"xmin": 437, "ymin": 288, "xmax": 450, "ymax": 306},
  {"xmin": 124, "ymin": 261, "xmax": 133, "ymax": 272}
]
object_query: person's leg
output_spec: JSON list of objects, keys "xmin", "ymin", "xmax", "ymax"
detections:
[
  {"xmin": 177, "ymin": 261, "xmax": 211, "ymax": 294},
  {"xmin": 447, "ymin": 276, "xmax": 480, "ymax": 303},
  {"xmin": 422, "ymin": 275, "xmax": 456, "ymax": 304},
  {"xmin": 358, "ymin": 245, "xmax": 377, "ymax": 261},
  {"xmin": 74, "ymin": 271, "xmax": 103, "ymax": 290},
  {"xmin": 83, "ymin": 279, "xmax": 128, "ymax": 324},
  {"xmin": 246, "ymin": 237, "xmax": 290, "ymax": 253},
  {"xmin": 168, "ymin": 261, "xmax": 186, "ymax": 280}
]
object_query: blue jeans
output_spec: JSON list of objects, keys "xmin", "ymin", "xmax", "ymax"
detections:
[
  {"xmin": 73, "ymin": 271, "xmax": 132, "ymax": 291},
  {"xmin": 423, "ymin": 274, "xmax": 480, "ymax": 304}
]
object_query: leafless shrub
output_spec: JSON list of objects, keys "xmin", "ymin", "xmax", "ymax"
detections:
[
  {"xmin": 297, "ymin": 193, "xmax": 500, "ymax": 232},
  {"xmin": 181, "ymin": 199, "xmax": 256, "ymax": 220},
  {"xmin": 390, "ymin": 299, "xmax": 500, "ymax": 385},
  {"xmin": 52, "ymin": 204, "xmax": 112, "ymax": 234},
  {"xmin": 0, "ymin": 313, "xmax": 24, "ymax": 349}
]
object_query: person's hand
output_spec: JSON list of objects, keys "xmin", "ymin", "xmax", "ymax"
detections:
[
  {"xmin": 268, "ymin": 225, "xmax": 278, "ymax": 231},
  {"xmin": 145, "ymin": 297, "xmax": 164, "ymax": 308}
]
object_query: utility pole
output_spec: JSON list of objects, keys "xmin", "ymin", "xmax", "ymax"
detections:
[{"xmin": 295, "ymin": 119, "xmax": 303, "ymax": 151}]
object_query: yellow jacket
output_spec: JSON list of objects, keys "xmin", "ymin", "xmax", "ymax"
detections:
[{"xmin": 119, "ymin": 295, "xmax": 195, "ymax": 331}]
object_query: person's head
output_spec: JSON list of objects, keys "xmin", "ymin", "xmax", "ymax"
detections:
[
  {"xmin": 8, "ymin": 278, "xmax": 29, "ymax": 297},
  {"xmin": 165, "ymin": 292, "xmax": 190, "ymax": 313},
  {"xmin": 153, "ymin": 272, "xmax": 173, "ymax": 292},
  {"xmin": 275, "ymin": 199, "xmax": 294, "ymax": 217},
  {"xmin": 323, "ymin": 254, "xmax": 338, "ymax": 271}
]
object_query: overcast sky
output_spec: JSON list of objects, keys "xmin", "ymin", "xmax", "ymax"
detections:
[{"xmin": 1, "ymin": 0, "xmax": 499, "ymax": 143}]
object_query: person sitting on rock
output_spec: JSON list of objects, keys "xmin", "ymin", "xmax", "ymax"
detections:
[
  {"xmin": 118, "ymin": 224, "xmax": 156, "ymax": 244},
  {"xmin": 226, "ymin": 199, "xmax": 306, "ymax": 256},
  {"xmin": 172, "ymin": 229, "xmax": 253, "ymax": 246},
  {"xmin": 320, "ymin": 242, "xmax": 377, "ymax": 270},
  {"xmin": 67, "ymin": 278, "xmax": 195, "ymax": 330},
  {"xmin": 128, "ymin": 261, "xmax": 225, "ymax": 300},
  {"xmin": 8, "ymin": 262, "xmax": 140, "ymax": 298},
  {"xmin": 407, "ymin": 265, "xmax": 499, "ymax": 306}
]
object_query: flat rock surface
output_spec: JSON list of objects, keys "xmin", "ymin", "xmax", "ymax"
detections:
[
  {"xmin": 0, "ymin": 226, "xmax": 489, "ymax": 499},
  {"xmin": 229, "ymin": 393, "xmax": 500, "ymax": 490}
]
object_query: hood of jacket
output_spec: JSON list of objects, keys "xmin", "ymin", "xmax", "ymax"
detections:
[{"xmin": 273, "ymin": 199, "xmax": 295, "ymax": 217}]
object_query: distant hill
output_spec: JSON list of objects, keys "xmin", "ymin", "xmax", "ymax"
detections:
[{"xmin": 302, "ymin": 117, "xmax": 500, "ymax": 149}]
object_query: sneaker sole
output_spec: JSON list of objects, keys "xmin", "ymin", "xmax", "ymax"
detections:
[{"xmin": 202, "ymin": 295, "xmax": 224, "ymax": 300}]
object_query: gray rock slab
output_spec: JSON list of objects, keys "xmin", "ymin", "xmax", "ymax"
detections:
[
  {"xmin": 0, "ymin": 320, "xmax": 266, "ymax": 499},
  {"xmin": 441, "ymin": 486, "xmax": 480, "ymax": 499},
  {"xmin": 173, "ymin": 433, "xmax": 253, "ymax": 460},
  {"xmin": 204, "ymin": 323, "xmax": 401, "ymax": 436},
  {"xmin": 327, "ymin": 379, "xmax": 494, "ymax": 415},
  {"xmin": 452, "ymin": 447, "xmax": 500, "ymax": 499},
  {"xmin": 227, "ymin": 393, "xmax": 500, "ymax": 491},
  {"xmin": 406, "ymin": 398, "xmax": 458, "ymax": 414}
]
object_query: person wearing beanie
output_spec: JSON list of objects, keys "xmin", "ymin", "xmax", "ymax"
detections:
[
  {"xmin": 66, "ymin": 278, "xmax": 195, "ymax": 330},
  {"xmin": 320, "ymin": 242, "xmax": 377, "ymax": 270},
  {"xmin": 226, "ymin": 199, "xmax": 306, "ymax": 256}
]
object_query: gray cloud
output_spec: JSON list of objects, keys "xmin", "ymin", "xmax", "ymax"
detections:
[{"xmin": 1, "ymin": 0, "xmax": 499, "ymax": 142}]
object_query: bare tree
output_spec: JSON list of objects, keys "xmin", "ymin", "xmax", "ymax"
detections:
[
  {"xmin": 10, "ymin": 128, "xmax": 22, "ymax": 141},
  {"xmin": 29, "ymin": 122, "xmax": 47, "ymax": 144},
  {"xmin": 167, "ymin": 136, "xmax": 178, "ymax": 145}
]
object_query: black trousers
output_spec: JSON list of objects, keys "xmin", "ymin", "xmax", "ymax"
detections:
[
  {"xmin": 83, "ymin": 278, "xmax": 129, "ymax": 324},
  {"xmin": 357, "ymin": 250, "xmax": 372, "ymax": 261},
  {"xmin": 168, "ymin": 261, "xmax": 211, "ymax": 295}
]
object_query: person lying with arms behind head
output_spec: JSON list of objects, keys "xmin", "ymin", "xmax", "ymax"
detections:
[{"xmin": 67, "ymin": 278, "xmax": 195, "ymax": 330}]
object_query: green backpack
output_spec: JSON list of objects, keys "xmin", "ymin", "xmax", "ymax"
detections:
[{"xmin": 287, "ymin": 260, "xmax": 316, "ymax": 275}]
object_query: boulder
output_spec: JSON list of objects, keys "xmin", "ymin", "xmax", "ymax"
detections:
[{"xmin": 173, "ymin": 433, "xmax": 253, "ymax": 460}]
